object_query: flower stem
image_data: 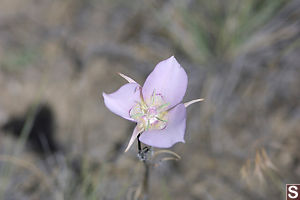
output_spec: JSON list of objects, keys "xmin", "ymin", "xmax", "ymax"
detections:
[
  {"xmin": 136, "ymin": 134, "xmax": 150, "ymax": 199},
  {"xmin": 137, "ymin": 134, "xmax": 142, "ymax": 153},
  {"xmin": 142, "ymin": 160, "xmax": 150, "ymax": 199}
]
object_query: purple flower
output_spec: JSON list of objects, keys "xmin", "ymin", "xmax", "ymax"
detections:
[{"xmin": 103, "ymin": 56, "xmax": 203, "ymax": 152}]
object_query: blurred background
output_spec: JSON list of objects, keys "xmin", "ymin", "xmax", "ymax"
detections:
[{"xmin": 0, "ymin": 0, "xmax": 299, "ymax": 199}]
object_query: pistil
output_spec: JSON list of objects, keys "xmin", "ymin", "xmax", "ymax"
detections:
[{"xmin": 130, "ymin": 92, "xmax": 168, "ymax": 131}]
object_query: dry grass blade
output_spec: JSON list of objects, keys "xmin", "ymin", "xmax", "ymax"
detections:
[
  {"xmin": 254, "ymin": 151, "xmax": 266, "ymax": 184},
  {"xmin": 240, "ymin": 160, "xmax": 251, "ymax": 184},
  {"xmin": 261, "ymin": 149, "xmax": 278, "ymax": 171},
  {"xmin": 133, "ymin": 185, "xmax": 142, "ymax": 200},
  {"xmin": 0, "ymin": 155, "xmax": 52, "ymax": 191}
]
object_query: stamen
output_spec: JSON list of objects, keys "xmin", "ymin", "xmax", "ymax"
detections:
[
  {"xmin": 156, "ymin": 117, "xmax": 167, "ymax": 122},
  {"xmin": 158, "ymin": 103, "xmax": 169, "ymax": 110},
  {"xmin": 152, "ymin": 89, "xmax": 156, "ymax": 104},
  {"xmin": 130, "ymin": 113, "xmax": 144, "ymax": 118},
  {"xmin": 146, "ymin": 119, "xmax": 150, "ymax": 131},
  {"xmin": 139, "ymin": 87, "xmax": 145, "ymax": 102},
  {"xmin": 129, "ymin": 90, "xmax": 169, "ymax": 132}
]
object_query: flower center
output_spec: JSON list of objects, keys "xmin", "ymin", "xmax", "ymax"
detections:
[{"xmin": 130, "ymin": 92, "xmax": 168, "ymax": 131}]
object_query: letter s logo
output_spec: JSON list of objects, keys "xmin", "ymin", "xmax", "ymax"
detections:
[{"xmin": 289, "ymin": 186, "xmax": 299, "ymax": 199}]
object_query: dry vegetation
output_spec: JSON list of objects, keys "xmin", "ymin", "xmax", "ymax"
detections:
[{"xmin": 0, "ymin": 0, "xmax": 299, "ymax": 199}]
